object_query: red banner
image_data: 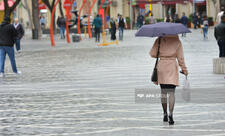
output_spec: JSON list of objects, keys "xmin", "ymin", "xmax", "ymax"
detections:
[{"xmin": 64, "ymin": 0, "xmax": 72, "ymax": 9}]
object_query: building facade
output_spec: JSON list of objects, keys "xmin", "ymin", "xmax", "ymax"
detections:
[
  {"xmin": 132, "ymin": 0, "xmax": 221, "ymax": 22},
  {"xmin": 12, "ymin": 0, "xmax": 224, "ymax": 29}
]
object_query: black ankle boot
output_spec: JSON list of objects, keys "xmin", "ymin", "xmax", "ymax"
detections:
[
  {"xmin": 168, "ymin": 115, "xmax": 174, "ymax": 125},
  {"xmin": 163, "ymin": 113, "xmax": 168, "ymax": 122}
]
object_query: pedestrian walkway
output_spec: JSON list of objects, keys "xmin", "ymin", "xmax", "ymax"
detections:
[{"xmin": 0, "ymin": 28, "xmax": 224, "ymax": 136}]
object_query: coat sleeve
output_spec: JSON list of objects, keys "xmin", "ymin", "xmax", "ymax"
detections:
[
  {"xmin": 176, "ymin": 43, "xmax": 187, "ymax": 71},
  {"xmin": 149, "ymin": 38, "xmax": 159, "ymax": 58},
  {"xmin": 20, "ymin": 24, "xmax": 25, "ymax": 37},
  {"xmin": 10, "ymin": 25, "xmax": 18, "ymax": 40},
  {"xmin": 214, "ymin": 27, "xmax": 217, "ymax": 40}
]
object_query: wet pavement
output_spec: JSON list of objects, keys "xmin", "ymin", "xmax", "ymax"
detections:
[{"xmin": 0, "ymin": 28, "xmax": 224, "ymax": 136}]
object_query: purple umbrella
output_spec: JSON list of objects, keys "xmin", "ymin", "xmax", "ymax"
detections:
[{"xmin": 135, "ymin": 22, "xmax": 191, "ymax": 37}]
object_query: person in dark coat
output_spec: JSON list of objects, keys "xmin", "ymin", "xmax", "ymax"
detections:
[
  {"xmin": 117, "ymin": 15, "xmax": 126, "ymax": 41},
  {"xmin": 0, "ymin": 16, "xmax": 19, "ymax": 77},
  {"xmin": 93, "ymin": 14, "xmax": 102, "ymax": 42},
  {"xmin": 110, "ymin": 18, "xmax": 116, "ymax": 41},
  {"xmin": 13, "ymin": 18, "xmax": 24, "ymax": 53},
  {"xmin": 57, "ymin": 16, "xmax": 66, "ymax": 39},
  {"xmin": 192, "ymin": 12, "xmax": 198, "ymax": 29},
  {"xmin": 137, "ymin": 14, "xmax": 144, "ymax": 28},
  {"xmin": 214, "ymin": 13, "xmax": 225, "ymax": 57},
  {"xmin": 197, "ymin": 15, "xmax": 202, "ymax": 28},
  {"xmin": 180, "ymin": 12, "xmax": 188, "ymax": 37},
  {"xmin": 165, "ymin": 15, "xmax": 171, "ymax": 23}
]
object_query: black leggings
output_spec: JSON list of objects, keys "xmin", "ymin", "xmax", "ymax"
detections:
[{"xmin": 160, "ymin": 84, "xmax": 176, "ymax": 116}]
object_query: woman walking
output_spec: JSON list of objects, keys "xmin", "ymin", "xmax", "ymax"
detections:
[
  {"xmin": 202, "ymin": 16, "xmax": 209, "ymax": 40},
  {"xmin": 149, "ymin": 35, "xmax": 188, "ymax": 125},
  {"xmin": 110, "ymin": 18, "xmax": 117, "ymax": 41}
]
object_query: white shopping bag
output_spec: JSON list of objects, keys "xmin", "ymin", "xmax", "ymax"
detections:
[{"xmin": 182, "ymin": 76, "xmax": 191, "ymax": 102}]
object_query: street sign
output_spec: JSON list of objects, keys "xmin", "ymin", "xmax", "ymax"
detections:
[
  {"xmin": 64, "ymin": 0, "xmax": 72, "ymax": 9},
  {"xmin": 39, "ymin": 3, "xmax": 46, "ymax": 10}
]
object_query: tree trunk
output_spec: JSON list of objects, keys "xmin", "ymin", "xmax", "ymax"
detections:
[
  {"xmin": 23, "ymin": 0, "xmax": 33, "ymax": 29},
  {"xmin": 42, "ymin": 0, "xmax": 56, "ymax": 34},
  {"xmin": 3, "ymin": 0, "xmax": 10, "ymax": 17},
  {"xmin": 3, "ymin": 0, "xmax": 21, "ymax": 17},
  {"xmin": 48, "ymin": 8, "xmax": 56, "ymax": 34},
  {"xmin": 59, "ymin": 0, "xmax": 64, "ymax": 17},
  {"xmin": 32, "ymin": 0, "xmax": 41, "ymax": 38}
]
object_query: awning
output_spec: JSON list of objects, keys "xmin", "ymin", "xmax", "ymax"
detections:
[
  {"xmin": 132, "ymin": 0, "xmax": 189, "ymax": 4},
  {"xmin": 190, "ymin": 0, "xmax": 206, "ymax": 5},
  {"xmin": 194, "ymin": 0, "xmax": 206, "ymax": 5},
  {"xmin": 129, "ymin": 0, "xmax": 205, "ymax": 6},
  {"xmin": 139, "ymin": 3, "xmax": 146, "ymax": 9},
  {"xmin": 162, "ymin": 1, "xmax": 177, "ymax": 5},
  {"xmin": 0, "ymin": 0, "xmax": 14, "ymax": 11}
]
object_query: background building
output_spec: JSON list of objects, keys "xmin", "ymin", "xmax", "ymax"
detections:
[{"xmin": 5, "ymin": 0, "xmax": 223, "ymax": 29}]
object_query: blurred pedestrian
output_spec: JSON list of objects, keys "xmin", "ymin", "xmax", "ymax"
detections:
[
  {"xmin": 214, "ymin": 13, "xmax": 225, "ymax": 57},
  {"xmin": 93, "ymin": 14, "xmax": 102, "ymax": 42},
  {"xmin": 149, "ymin": 14, "xmax": 156, "ymax": 24},
  {"xmin": 174, "ymin": 14, "xmax": 180, "ymax": 23},
  {"xmin": 180, "ymin": 12, "xmax": 188, "ymax": 37},
  {"xmin": 40, "ymin": 16, "xmax": 45, "ymax": 29},
  {"xmin": 202, "ymin": 16, "xmax": 209, "ymax": 40},
  {"xmin": 117, "ymin": 14, "xmax": 120, "ymax": 22},
  {"xmin": 13, "ymin": 18, "xmax": 24, "ymax": 53},
  {"xmin": 106, "ymin": 15, "xmax": 110, "ymax": 28},
  {"xmin": 0, "ymin": 16, "xmax": 20, "ymax": 77},
  {"xmin": 110, "ymin": 18, "xmax": 116, "ymax": 41},
  {"xmin": 164, "ymin": 15, "xmax": 171, "ymax": 23},
  {"xmin": 149, "ymin": 35, "xmax": 188, "ymax": 125},
  {"xmin": 57, "ymin": 16, "xmax": 66, "ymax": 39},
  {"xmin": 193, "ymin": 12, "xmax": 198, "ymax": 29},
  {"xmin": 117, "ymin": 15, "xmax": 126, "ymax": 41},
  {"xmin": 197, "ymin": 14, "xmax": 202, "ymax": 28},
  {"xmin": 216, "ymin": 7, "xmax": 224, "ymax": 24},
  {"xmin": 137, "ymin": 13, "xmax": 144, "ymax": 28}
]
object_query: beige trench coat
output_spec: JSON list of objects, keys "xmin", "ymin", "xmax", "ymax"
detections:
[{"xmin": 149, "ymin": 36, "xmax": 187, "ymax": 86}]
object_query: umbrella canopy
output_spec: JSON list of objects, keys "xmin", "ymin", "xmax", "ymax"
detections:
[{"xmin": 135, "ymin": 22, "xmax": 191, "ymax": 37}]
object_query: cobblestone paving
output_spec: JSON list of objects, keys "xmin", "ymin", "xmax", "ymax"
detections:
[{"xmin": 0, "ymin": 29, "xmax": 224, "ymax": 136}]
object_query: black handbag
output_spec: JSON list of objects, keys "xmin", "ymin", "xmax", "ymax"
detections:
[{"xmin": 151, "ymin": 38, "xmax": 161, "ymax": 82}]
